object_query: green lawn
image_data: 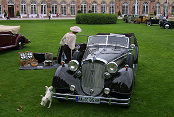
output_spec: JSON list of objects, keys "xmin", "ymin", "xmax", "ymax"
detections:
[{"xmin": 0, "ymin": 20, "xmax": 174, "ymax": 117}]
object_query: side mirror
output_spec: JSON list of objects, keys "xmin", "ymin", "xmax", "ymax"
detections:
[{"xmin": 130, "ymin": 44, "xmax": 135, "ymax": 49}]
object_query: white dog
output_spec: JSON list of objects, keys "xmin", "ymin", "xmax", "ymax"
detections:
[{"xmin": 40, "ymin": 86, "xmax": 53, "ymax": 108}]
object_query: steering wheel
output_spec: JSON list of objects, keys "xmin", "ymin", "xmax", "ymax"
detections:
[{"xmin": 75, "ymin": 45, "xmax": 80, "ymax": 50}]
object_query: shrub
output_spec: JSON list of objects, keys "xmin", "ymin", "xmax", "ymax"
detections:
[
  {"xmin": 88, "ymin": 10, "xmax": 92, "ymax": 13},
  {"xmin": 4, "ymin": 10, "xmax": 7, "ymax": 17},
  {"xmin": 77, "ymin": 10, "xmax": 82, "ymax": 14},
  {"xmin": 118, "ymin": 10, "xmax": 121, "ymax": 16},
  {"xmin": 76, "ymin": 13, "xmax": 117, "ymax": 24},
  {"xmin": 16, "ymin": 11, "xmax": 20, "ymax": 16},
  {"xmin": 154, "ymin": 10, "xmax": 156, "ymax": 16},
  {"xmin": 149, "ymin": 13, "xmax": 154, "ymax": 16}
]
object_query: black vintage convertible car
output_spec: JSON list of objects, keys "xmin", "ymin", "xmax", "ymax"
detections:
[{"xmin": 41, "ymin": 33, "xmax": 139, "ymax": 107}]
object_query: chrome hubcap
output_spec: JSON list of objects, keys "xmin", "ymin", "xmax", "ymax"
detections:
[
  {"xmin": 165, "ymin": 24, "xmax": 169, "ymax": 29},
  {"xmin": 18, "ymin": 42, "xmax": 22, "ymax": 46}
]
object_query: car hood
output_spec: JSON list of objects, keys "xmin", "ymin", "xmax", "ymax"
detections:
[{"xmin": 83, "ymin": 47, "xmax": 128, "ymax": 63}]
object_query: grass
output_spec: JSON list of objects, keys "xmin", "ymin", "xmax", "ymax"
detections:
[{"xmin": 0, "ymin": 19, "xmax": 174, "ymax": 117}]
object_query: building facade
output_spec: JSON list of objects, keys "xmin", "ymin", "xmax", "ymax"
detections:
[{"xmin": 0, "ymin": 0, "xmax": 174, "ymax": 18}]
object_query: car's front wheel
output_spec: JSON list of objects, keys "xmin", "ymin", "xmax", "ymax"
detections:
[
  {"xmin": 16, "ymin": 38, "xmax": 24, "ymax": 50},
  {"xmin": 147, "ymin": 21, "xmax": 151, "ymax": 26},
  {"xmin": 164, "ymin": 23, "xmax": 170, "ymax": 29}
]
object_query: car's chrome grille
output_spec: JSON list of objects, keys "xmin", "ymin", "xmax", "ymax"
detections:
[{"xmin": 81, "ymin": 61, "xmax": 105, "ymax": 96}]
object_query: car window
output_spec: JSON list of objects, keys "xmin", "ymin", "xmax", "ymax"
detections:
[
  {"xmin": 88, "ymin": 36, "xmax": 107, "ymax": 45},
  {"xmin": 108, "ymin": 36, "xmax": 129, "ymax": 48}
]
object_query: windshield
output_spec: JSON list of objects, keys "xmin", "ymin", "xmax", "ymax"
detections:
[
  {"xmin": 108, "ymin": 36, "xmax": 129, "ymax": 47},
  {"xmin": 88, "ymin": 36, "xmax": 107, "ymax": 45},
  {"xmin": 87, "ymin": 35, "xmax": 129, "ymax": 48}
]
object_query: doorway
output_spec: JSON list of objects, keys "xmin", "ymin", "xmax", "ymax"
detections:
[{"xmin": 8, "ymin": 5, "xmax": 14, "ymax": 17}]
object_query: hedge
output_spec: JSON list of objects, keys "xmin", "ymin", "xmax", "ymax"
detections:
[{"xmin": 76, "ymin": 13, "xmax": 117, "ymax": 24}]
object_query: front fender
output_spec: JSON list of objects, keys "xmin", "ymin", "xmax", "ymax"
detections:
[
  {"xmin": 110, "ymin": 68, "xmax": 134, "ymax": 94},
  {"xmin": 52, "ymin": 64, "xmax": 82, "ymax": 94},
  {"xmin": 15, "ymin": 34, "xmax": 30, "ymax": 45}
]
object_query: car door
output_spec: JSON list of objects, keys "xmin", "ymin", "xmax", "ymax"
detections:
[
  {"xmin": 9, "ymin": 32, "xmax": 17, "ymax": 45},
  {"xmin": 0, "ymin": 32, "xmax": 16, "ymax": 47},
  {"xmin": 0, "ymin": 32, "xmax": 12, "ymax": 47}
]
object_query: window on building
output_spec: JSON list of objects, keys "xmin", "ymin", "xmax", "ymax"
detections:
[
  {"xmin": 70, "ymin": 1, "xmax": 76, "ymax": 16},
  {"xmin": 122, "ymin": 2, "xmax": 128, "ymax": 15},
  {"xmin": 164, "ymin": 2, "xmax": 168, "ymax": 16},
  {"xmin": 81, "ymin": 1, "xmax": 87, "ymax": 13},
  {"xmin": 41, "ymin": 1, "xmax": 47, "ymax": 15},
  {"xmin": 109, "ymin": 2, "xmax": 115, "ymax": 14},
  {"xmin": 156, "ymin": 2, "xmax": 160, "ymax": 15},
  {"xmin": 142, "ymin": 2, "xmax": 148, "ymax": 15},
  {"xmin": 61, "ymin": 2, "xmax": 66, "ymax": 16},
  {"xmin": 172, "ymin": 3, "xmax": 174, "ymax": 14},
  {"xmin": 132, "ymin": 3, "xmax": 139, "ymax": 15},
  {"xmin": 52, "ymin": 1, "xmax": 57, "ymax": 15},
  {"xmin": 21, "ymin": 1, "xmax": 27, "ymax": 14},
  {"xmin": 31, "ymin": 1, "xmax": 37, "ymax": 14},
  {"xmin": 101, "ymin": 2, "xmax": 106, "ymax": 13},
  {"xmin": 92, "ymin": 2, "xmax": 97, "ymax": 13}
]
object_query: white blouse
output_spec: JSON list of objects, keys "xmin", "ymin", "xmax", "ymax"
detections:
[{"xmin": 60, "ymin": 32, "xmax": 76, "ymax": 50}]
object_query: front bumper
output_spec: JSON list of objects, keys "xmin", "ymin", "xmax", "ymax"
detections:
[{"xmin": 52, "ymin": 92, "xmax": 130, "ymax": 106}]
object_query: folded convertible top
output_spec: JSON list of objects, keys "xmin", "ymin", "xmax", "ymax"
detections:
[{"xmin": 0, "ymin": 25, "xmax": 20, "ymax": 34}]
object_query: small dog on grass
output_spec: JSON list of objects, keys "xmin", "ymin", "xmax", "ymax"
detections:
[{"xmin": 40, "ymin": 86, "xmax": 53, "ymax": 108}]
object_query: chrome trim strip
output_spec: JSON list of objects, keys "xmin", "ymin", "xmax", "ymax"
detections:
[
  {"xmin": 0, "ymin": 45, "xmax": 15, "ymax": 48},
  {"xmin": 87, "ymin": 35, "xmax": 129, "ymax": 48},
  {"xmin": 52, "ymin": 92, "xmax": 130, "ymax": 105},
  {"xmin": 111, "ymin": 53, "xmax": 128, "ymax": 62},
  {"xmin": 82, "ymin": 57, "xmax": 108, "ymax": 64},
  {"xmin": 0, "ymin": 34, "xmax": 11, "ymax": 36}
]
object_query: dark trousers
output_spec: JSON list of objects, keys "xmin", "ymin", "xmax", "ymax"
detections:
[{"xmin": 58, "ymin": 45, "xmax": 71, "ymax": 63}]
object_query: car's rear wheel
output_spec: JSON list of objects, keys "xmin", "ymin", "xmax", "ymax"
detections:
[{"xmin": 16, "ymin": 38, "xmax": 24, "ymax": 50}]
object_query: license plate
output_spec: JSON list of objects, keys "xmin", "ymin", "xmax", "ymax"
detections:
[{"xmin": 76, "ymin": 96, "xmax": 100, "ymax": 104}]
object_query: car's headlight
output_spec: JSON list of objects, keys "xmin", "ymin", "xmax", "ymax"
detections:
[
  {"xmin": 107, "ymin": 62, "xmax": 118, "ymax": 73},
  {"xmin": 104, "ymin": 88, "xmax": 110, "ymax": 95},
  {"xmin": 68, "ymin": 60, "xmax": 79, "ymax": 71}
]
